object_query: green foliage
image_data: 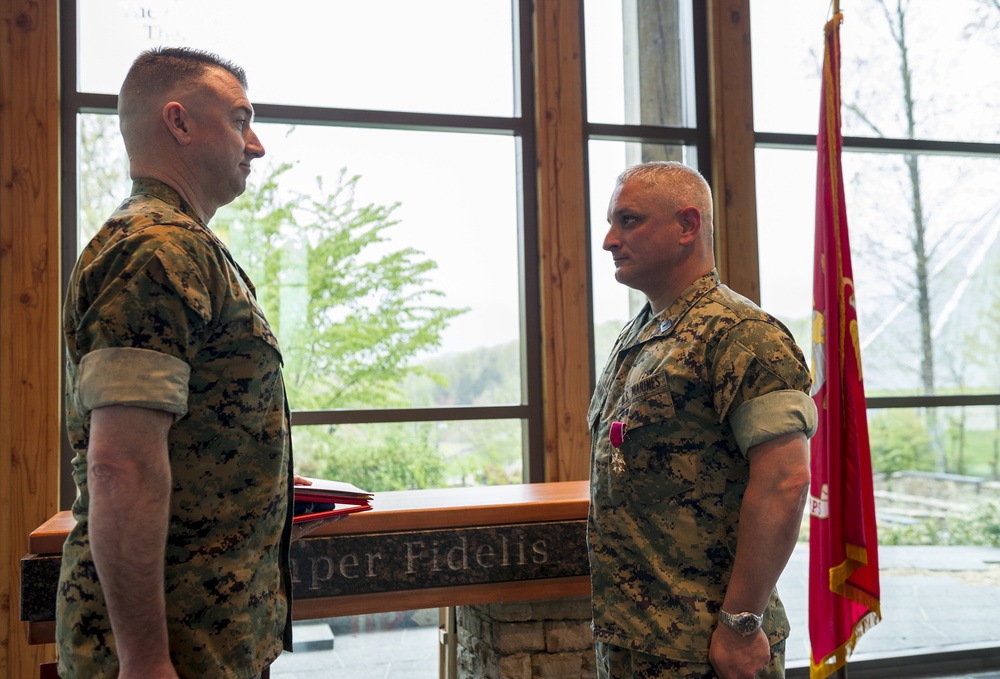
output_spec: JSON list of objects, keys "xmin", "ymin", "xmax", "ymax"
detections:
[
  {"xmin": 948, "ymin": 501, "xmax": 1000, "ymax": 547},
  {"xmin": 296, "ymin": 423, "xmax": 445, "ymax": 492},
  {"xmin": 439, "ymin": 419, "xmax": 522, "ymax": 486},
  {"xmin": 405, "ymin": 341, "xmax": 520, "ymax": 406},
  {"xmin": 218, "ymin": 162, "xmax": 468, "ymax": 411},
  {"xmin": 869, "ymin": 409, "xmax": 934, "ymax": 476},
  {"xmin": 878, "ymin": 501, "xmax": 1000, "ymax": 548},
  {"xmin": 877, "ymin": 518, "xmax": 945, "ymax": 547},
  {"xmin": 78, "ymin": 114, "xmax": 130, "ymax": 244}
]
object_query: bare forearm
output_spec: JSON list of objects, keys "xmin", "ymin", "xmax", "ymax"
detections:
[
  {"xmin": 724, "ymin": 432, "xmax": 810, "ymax": 614},
  {"xmin": 91, "ymin": 466, "xmax": 171, "ymax": 652},
  {"xmin": 724, "ymin": 475, "xmax": 807, "ymax": 613},
  {"xmin": 88, "ymin": 405, "xmax": 175, "ymax": 672},
  {"xmin": 709, "ymin": 433, "xmax": 810, "ymax": 679}
]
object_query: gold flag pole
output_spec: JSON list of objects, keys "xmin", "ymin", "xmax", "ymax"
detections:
[
  {"xmin": 832, "ymin": 5, "xmax": 846, "ymax": 678},
  {"xmin": 832, "ymin": 7, "xmax": 848, "ymax": 679}
]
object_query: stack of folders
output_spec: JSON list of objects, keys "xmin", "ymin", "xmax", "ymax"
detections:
[{"xmin": 293, "ymin": 477, "xmax": 375, "ymax": 524}]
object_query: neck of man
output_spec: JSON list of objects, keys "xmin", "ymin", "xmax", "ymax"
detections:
[
  {"xmin": 130, "ymin": 163, "xmax": 215, "ymax": 224},
  {"xmin": 646, "ymin": 260, "xmax": 715, "ymax": 316}
]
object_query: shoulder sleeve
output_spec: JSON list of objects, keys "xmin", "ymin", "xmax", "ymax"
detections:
[
  {"xmin": 711, "ymin": 317, "xmax": 813, "ymax": 425},
  {"xmin": 69, "ymin": 226, "xmax": 224, "ymax": 394}
]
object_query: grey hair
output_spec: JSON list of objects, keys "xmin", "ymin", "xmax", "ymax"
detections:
[{"xmin": 616, "ymin": 161, "xmax": 714, "ymax": 227}]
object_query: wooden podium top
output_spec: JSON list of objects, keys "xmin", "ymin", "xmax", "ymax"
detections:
[
  {"xmin": 28, "ymin": 480, "xmax": 590, "ymax": 554},
  {"xmin": 24, "ymin": 481, "xmax": 594, "ymax": 646}
]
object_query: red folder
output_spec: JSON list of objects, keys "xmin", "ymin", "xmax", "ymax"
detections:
[{"xmin": 293, "ymin": 477, "xmax": 374, "ymax": 524}]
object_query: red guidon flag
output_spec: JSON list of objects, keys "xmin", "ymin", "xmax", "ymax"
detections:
[{"xmin": 808, "ymin": 12, "xmax": 882, "ymax": 679}]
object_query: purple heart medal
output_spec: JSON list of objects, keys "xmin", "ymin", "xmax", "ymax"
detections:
[{"xmin": 609, "ymin": 420, "xmax": 627, "ymax": 474}]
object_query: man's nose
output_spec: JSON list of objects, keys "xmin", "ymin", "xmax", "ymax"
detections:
[
  {"xmin": 246, "ymin": 126, "xmax": 265, "ymax": 159},
  {"xmin": 602, "ymin": 226, "xmax": 620, "ymax": 251}
]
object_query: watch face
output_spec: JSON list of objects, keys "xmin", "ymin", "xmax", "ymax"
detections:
[
  {"xmin": 733, "ymin": 614, "xmax": 759, "ymax": 635},
  {"xmin": 723, "ymin": 611, "xmax": 762, "ymax": 636}
]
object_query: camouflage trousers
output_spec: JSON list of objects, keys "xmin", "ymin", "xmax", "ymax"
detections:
[{"xmin": 595, "ymin": 640, "xmax": 786, "ymax": 679}]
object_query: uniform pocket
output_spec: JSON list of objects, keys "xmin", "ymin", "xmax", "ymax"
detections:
[
  {"xmin": 615, "ymin": 379, "xmax": 698, "ymax": 506},
  {"xmin": 628, "ymin": 446, "xmax": 702, "ymax": 506}
]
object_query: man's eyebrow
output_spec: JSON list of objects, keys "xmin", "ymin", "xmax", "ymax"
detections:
[
  {"xmin": 236, "ymin": 104, "xmax": 255, "ymax": 120},
  {"xmin": 609, "ymin": 205, "xmax": 635, "ymax": 218}
]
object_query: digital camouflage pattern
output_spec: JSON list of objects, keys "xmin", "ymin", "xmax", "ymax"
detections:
[
  {"xmin": 596, "ymin": 639, "xmax": 788, "ymax": 679},
  {"xmin": 588, "ymin": 270, "xmax": 812, "ymax": 665},
  {"xmin": 58, "ymin": 179, "xmax": 294, "ymax": 678}
]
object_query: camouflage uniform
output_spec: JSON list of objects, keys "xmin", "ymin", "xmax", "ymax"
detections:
[
  {"xmin": 57, "ymin": 179, "xmax": 294, "ymax": 678},
  {"xmin": 588, "ymin": 270, "xmax": 815, "ymax": 671}
]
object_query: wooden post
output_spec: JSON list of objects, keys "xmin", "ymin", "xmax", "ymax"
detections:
[
  {"xmin": 0, "ymin": 0, "xmax": 63, "ymax": 678},
  {"xmin": 533, "ymin": 0, "xmax": 592, "ymax": 483},
  {"xmin": 706, "ymin": 0, "xmax": 761, "ymax": 303}
]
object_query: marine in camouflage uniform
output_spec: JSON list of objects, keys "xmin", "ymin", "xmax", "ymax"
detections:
[
  {"xmin": 588, "ymin": 269, "xmax": 816, "ymax": 678},
  {"xmin": 57, "ymin": 178, "xmax": 294, "ymax": 678}
]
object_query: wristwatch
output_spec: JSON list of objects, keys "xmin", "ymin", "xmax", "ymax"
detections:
[{"xmin": 719, "ymin": 609, "xmax": 763, "ymax": 637}]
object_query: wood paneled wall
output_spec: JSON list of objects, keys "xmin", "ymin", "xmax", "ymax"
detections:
[{"xmin": 0, "ymin": 0, "xmax": 62, "ymax": 677}]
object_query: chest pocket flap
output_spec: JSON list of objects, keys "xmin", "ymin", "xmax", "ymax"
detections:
[{"xmin": 615, "ymin": 373, "xmax": 700, "ymax": 506}]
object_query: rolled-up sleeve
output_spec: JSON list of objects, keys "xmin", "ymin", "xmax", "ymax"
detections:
[
  {"xmin": 76, "ymin": 346, "xmax": 190, "ymax": 417},
  {"xmin": 729, "ymin": 389, "xmax": 818, "ymax": 455}
]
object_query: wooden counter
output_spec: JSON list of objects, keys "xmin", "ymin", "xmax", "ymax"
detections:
[{"xmin": 21, "ymin": 481, "xmax": 592, "ymax": 645}]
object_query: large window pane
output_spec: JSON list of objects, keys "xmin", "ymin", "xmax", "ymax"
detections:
[
  {"xmin": 757, "ymin": 147, "xmax": 1000, "ymax": 398},
  {"xmin": 78, "ymin": 1, "xmax": 515, "ymax": 116},
  {"xmin": 845, "ymin": 152, "xmax": 1000, "ymax": 398},
  {"xmin": 752, "ymin": 1, "xmax": 1000, "ymax": 143},
  {"xmin": 748, "ymin": 2, "xmax": 828, "ymax": 136},
  {"xmin": 758, "ymin": 146, "xmax": 1000, "ymax": 666},
  {"xmin": 584, "ymin": 0, "xmax": 697, "ymax": 127}
]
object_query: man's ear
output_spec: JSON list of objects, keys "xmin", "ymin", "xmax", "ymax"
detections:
[
  {"xmin": 162, "ymin": 102, "xmax": 191, "ymax": 145},
  {"xmin": 676, "ymin": 205, "xmax": 702, "ymax": 245}
]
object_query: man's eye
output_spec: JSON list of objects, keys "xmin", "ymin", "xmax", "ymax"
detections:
[{"xmin": 622, "ymin": 216, "xmax": 637, "ymax": 225}]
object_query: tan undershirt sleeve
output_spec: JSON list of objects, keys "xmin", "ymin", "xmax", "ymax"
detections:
[
  {"xmin": 76, "ymin": 346, "xmax": 190, "ymax": 418},
  {"xmin": 729, "ymin": 389, "xmax": 818, "ymax": 456}
]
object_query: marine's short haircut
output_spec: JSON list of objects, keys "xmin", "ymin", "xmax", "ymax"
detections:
[
  {"xmin": 616, "ymin": 160, "xmax": 714, "ymax": 227},
  {"xmin": 119, "ymin": 46, "xmax": 248, "ymax": 114}
]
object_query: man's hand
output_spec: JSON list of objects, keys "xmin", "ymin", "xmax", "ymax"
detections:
[{"xmin": 708, "ymin": 624, "xmax": 771, "ymax": 679}]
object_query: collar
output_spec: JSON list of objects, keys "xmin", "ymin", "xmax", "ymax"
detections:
[
  {"xmin": 619, "ymin": 269, "xmax": 721, "ymax": 349},
  {"xmin": 130, "ymin": 178, "xmax": 205, "ymax": 227}
]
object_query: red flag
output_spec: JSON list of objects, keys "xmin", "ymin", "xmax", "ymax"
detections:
[{"xmin": 808, "ymin": 13, "xmax": 882, "ymax": 679}]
